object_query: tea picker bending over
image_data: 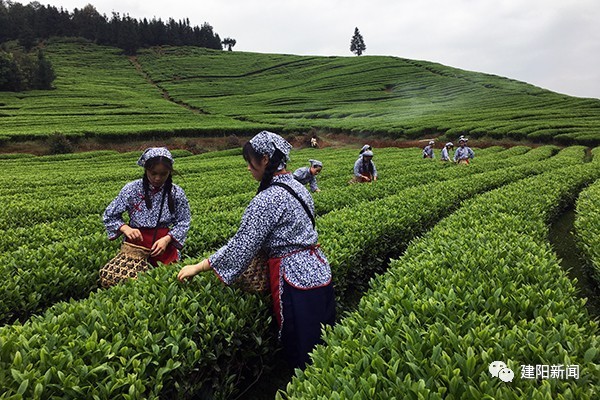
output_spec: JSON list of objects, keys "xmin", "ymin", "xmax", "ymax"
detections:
[
  {"xmin": 178, "ymin": 131, "xmax": 336, "ymax": 370},
  {"xmin": 423, "ymin": 140, "xmax": 435, "ymax": 159},
  {"xmin": 293, "ymin": 159, "xmax": 322, "ymax": 193},
  {"xmin": 441, "ymin": 142, "xmax": 453, "ymax": 161},
  {"xmin": 103, "ymin": 147, "xmax": 191, "ymax": 266}
]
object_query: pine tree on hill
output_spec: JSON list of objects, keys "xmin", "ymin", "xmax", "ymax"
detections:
[{"xmin": 350, "ymin": 27, "xmax": 366, "ymax": 56}]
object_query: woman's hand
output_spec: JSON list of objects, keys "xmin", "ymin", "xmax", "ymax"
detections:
[
  {"xmin": 120, "ymin": 225, "xmax": 143, "ymax": 242},
  {"xmin": 178, "ymin": 259, "xmax": 211, "ymax": 282},
  {"xmin": 151, "ymin": 235, "xmax": 172, "ymax": 256}
]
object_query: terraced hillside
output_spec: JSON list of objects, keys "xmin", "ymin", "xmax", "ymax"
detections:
[{"xmin": 1, "ymin": 38, "xmax": 599, "ymax": 144}]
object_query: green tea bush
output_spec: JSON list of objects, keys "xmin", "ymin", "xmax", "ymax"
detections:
[
  {"xmin": 280, "ymin": 155, "xmax": 600, "ymax": 399},
  {"xmin": 574, "ymin": 154, "xmax": 600, "ymax": 285},
  {"xmin": 0, "ymin": 269, "xmax": 275, "ymax": 399},
  {"xmin": 0, "ymin": 146, "xmax": 560, "ymax": 324},
  {"xmin": 0, "ymin": 146, "xmax": 594, "ymax": 399}
]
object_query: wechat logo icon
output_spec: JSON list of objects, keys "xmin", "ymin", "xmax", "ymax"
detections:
[{"xmin": 489, "ymin": 361, "xmax": 514, "ymax": 382}]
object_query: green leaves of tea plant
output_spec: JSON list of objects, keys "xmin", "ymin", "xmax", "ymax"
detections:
[
  {"xmin": 0, "ymin": 145, "xmax": 595, "ymax": 399},
  {"xmin": 280, "ymin": 151, "xmax": 600, "ymax": 399},
  {"xmin": 574, "ymin": 153, "xmax": 600, "ymax": 287}
]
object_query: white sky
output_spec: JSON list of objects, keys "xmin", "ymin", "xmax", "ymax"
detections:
[{"xmin": 39, "ymin": 0, "xmax": 600, "ymax": 99}]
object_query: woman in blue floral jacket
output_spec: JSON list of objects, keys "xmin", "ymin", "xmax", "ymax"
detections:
[
  {"xmin": 103, "ymin": 147, "xmax": 191, "ymax": 266},
  {"xmin": 178, "ymin": 131, "xmax": 336, "ymax": 369}
]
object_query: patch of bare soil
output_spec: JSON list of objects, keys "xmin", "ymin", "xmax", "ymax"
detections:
[{"xmin": 0, "ymin": 131, "xmax": 550, "ymax": 156}]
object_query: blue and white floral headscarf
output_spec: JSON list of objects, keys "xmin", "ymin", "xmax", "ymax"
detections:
[
  {"xmin": 249, "ymin": 131, "xmax": 292, "ymax": 170},
  {"xmin": 137, "ymin": 147, "xmax": 174, "ymax": 167},
  {"xmin": 309, "ymin": 159, "xmax": 323, "ymax": 168},
  {"xmin": 360, "ymin": 144, "xmax": 372, "ymax": 153}
]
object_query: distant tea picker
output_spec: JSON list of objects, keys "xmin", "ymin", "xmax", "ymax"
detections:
[
  {"xmin": 350, "ymin": 146, "xmax": 378, "ymax": 183},
  {"xmin": 453, "ymin": 137, "xmax": 474, "ymax": 164},
  {"xmin": 423, "ymin": 140, "xmax": 435, "ymax": 159},
  {"xmin": 441, "ymin": 142, "xmax": 454, "ymax": 161},
  {"xmin": 310, "ymin": 136, "xmax": 319, "ymax": 148},
  {"xmin": 293, "ymin": 159, "xmax": 322, "ymax": 192}
]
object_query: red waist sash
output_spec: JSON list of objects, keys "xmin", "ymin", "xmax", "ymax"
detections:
[
  {"xmin": 267, "ymin": 245, "xmax": 323, "ymax": 329},
  {"xmin": 127, "ymin": 227, "xmax": 178, "ymax": 265}
]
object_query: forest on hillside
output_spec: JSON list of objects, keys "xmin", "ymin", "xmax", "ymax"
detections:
[
  {"xmin": 0, "ymin": 1, "xmax": 226, "ymax": 92},
  {"xmin": 0, "ymin": 1, "xmax": 223, "ymax": 54}
]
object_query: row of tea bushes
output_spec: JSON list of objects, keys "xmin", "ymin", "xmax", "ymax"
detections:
[
  {"xmin": 0, "ymin": 148, "xmax": 585, "ymax": 398},
  {"xmin": 0, "ymin": 145, "xmax": 500, "ymax": 235},
  {"xmin": 0, "ymin": 147, "xmax": 420, "ymax": 228},
  {"xmin": 0, "ymin": 145, "xmax": 559, "ymax": 325},
  {"xmin": 280, "ymin": 153, "xmax": 600, "ymax": 399},
  {"xmin": 574, "ymin": 174, "xmax": 600, "ymax": 285},
  {"xmin": 313, "ymin": 146, "xmax": 549, "ymax": 214},
  {"xmin": 0, "ymin": 197, "xmax": 256, "ymax": 324},
  {"xmin": 292, "ymin": 146, "xmax": 508, "ymax": 215},
  {"xmin": 0, "ymin": 146, "xmax": 511, "ymax": 255},
  {"xmin": 322, "ymin": 146, "xmax": 585, "ymax": 310},
  {"xmin": 0, "ymin": 147, "xmax": 537, "ymax": 324},
  {"xmin": 0, "ymin": 270, "xmax": 275, "ymax": 400}
]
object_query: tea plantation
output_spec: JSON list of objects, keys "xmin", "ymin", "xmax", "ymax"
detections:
[
  {"xmin": 1, "ymin": 145, "xmax": 599, "ymax": 399},
  {"xmin": 1, "ymin": 38, "xmax": 600, "ymax": 144}
]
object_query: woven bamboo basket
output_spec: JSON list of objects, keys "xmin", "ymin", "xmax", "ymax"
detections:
[
  {"xmin": 236, "ymin": 250, "xmax": 270, "ymax": 293},
  {"xmin": 99, "ymin": 242, "xmax": 152, "ymax": 288}
]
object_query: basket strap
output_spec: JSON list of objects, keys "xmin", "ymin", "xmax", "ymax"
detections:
[{"xmin": 271, "ymin": 182, "xmax": 315, "ymax": 228}]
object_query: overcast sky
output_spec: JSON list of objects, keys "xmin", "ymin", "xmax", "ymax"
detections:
[{"xmin": 40, "ymin": 0, "xmax": 600, "ymax": 99}]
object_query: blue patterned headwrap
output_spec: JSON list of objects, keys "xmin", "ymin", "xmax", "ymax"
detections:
[
  {"xmin": 249, "ymin": 131, "xmax": 292, "ymax": 170},
  {"xmin": 137, "ymin": 147, "xmax": 174, "ymax": 167},
  {"xmin": 309, "ymin": 159, "xmax": 323, "ymax": 168}
]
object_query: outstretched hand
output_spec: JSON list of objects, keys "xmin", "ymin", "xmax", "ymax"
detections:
[{"xmin": 177, "ymin": 259, "xmax": 211, "ymax": 282}]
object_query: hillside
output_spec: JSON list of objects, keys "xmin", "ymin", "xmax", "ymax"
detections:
[{"xmin": 1, "ymin": 38, "xmax": 599, "ymax": 145}]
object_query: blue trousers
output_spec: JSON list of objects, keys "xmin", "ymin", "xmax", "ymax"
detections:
[{"xmin": 280, "ymin": 280, "xmax": 336, "ymax": 369}]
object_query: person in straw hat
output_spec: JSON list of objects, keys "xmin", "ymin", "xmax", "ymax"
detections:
[
  {"xmin": 453, "ymin": 137, "xmax": 475, "ymax": 164},
  {"xmin": 103, "ymin": 147, "xmax": 191, "ymax": 266},
  {"xmin": 293, "ymin": 159, "xmax": 323, "ymax": 192},
  {"xmin": 178, "ymin": 131, "xmax": 336, "ymax": 370}
]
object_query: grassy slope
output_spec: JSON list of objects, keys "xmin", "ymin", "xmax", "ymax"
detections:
[
  {"xmin": 1, "ymin": 38, "xmax": 599, "ymax": 144},
  {"xmin": 0, "ymin": 40, "xmax": 261, "ymax": 138}
]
